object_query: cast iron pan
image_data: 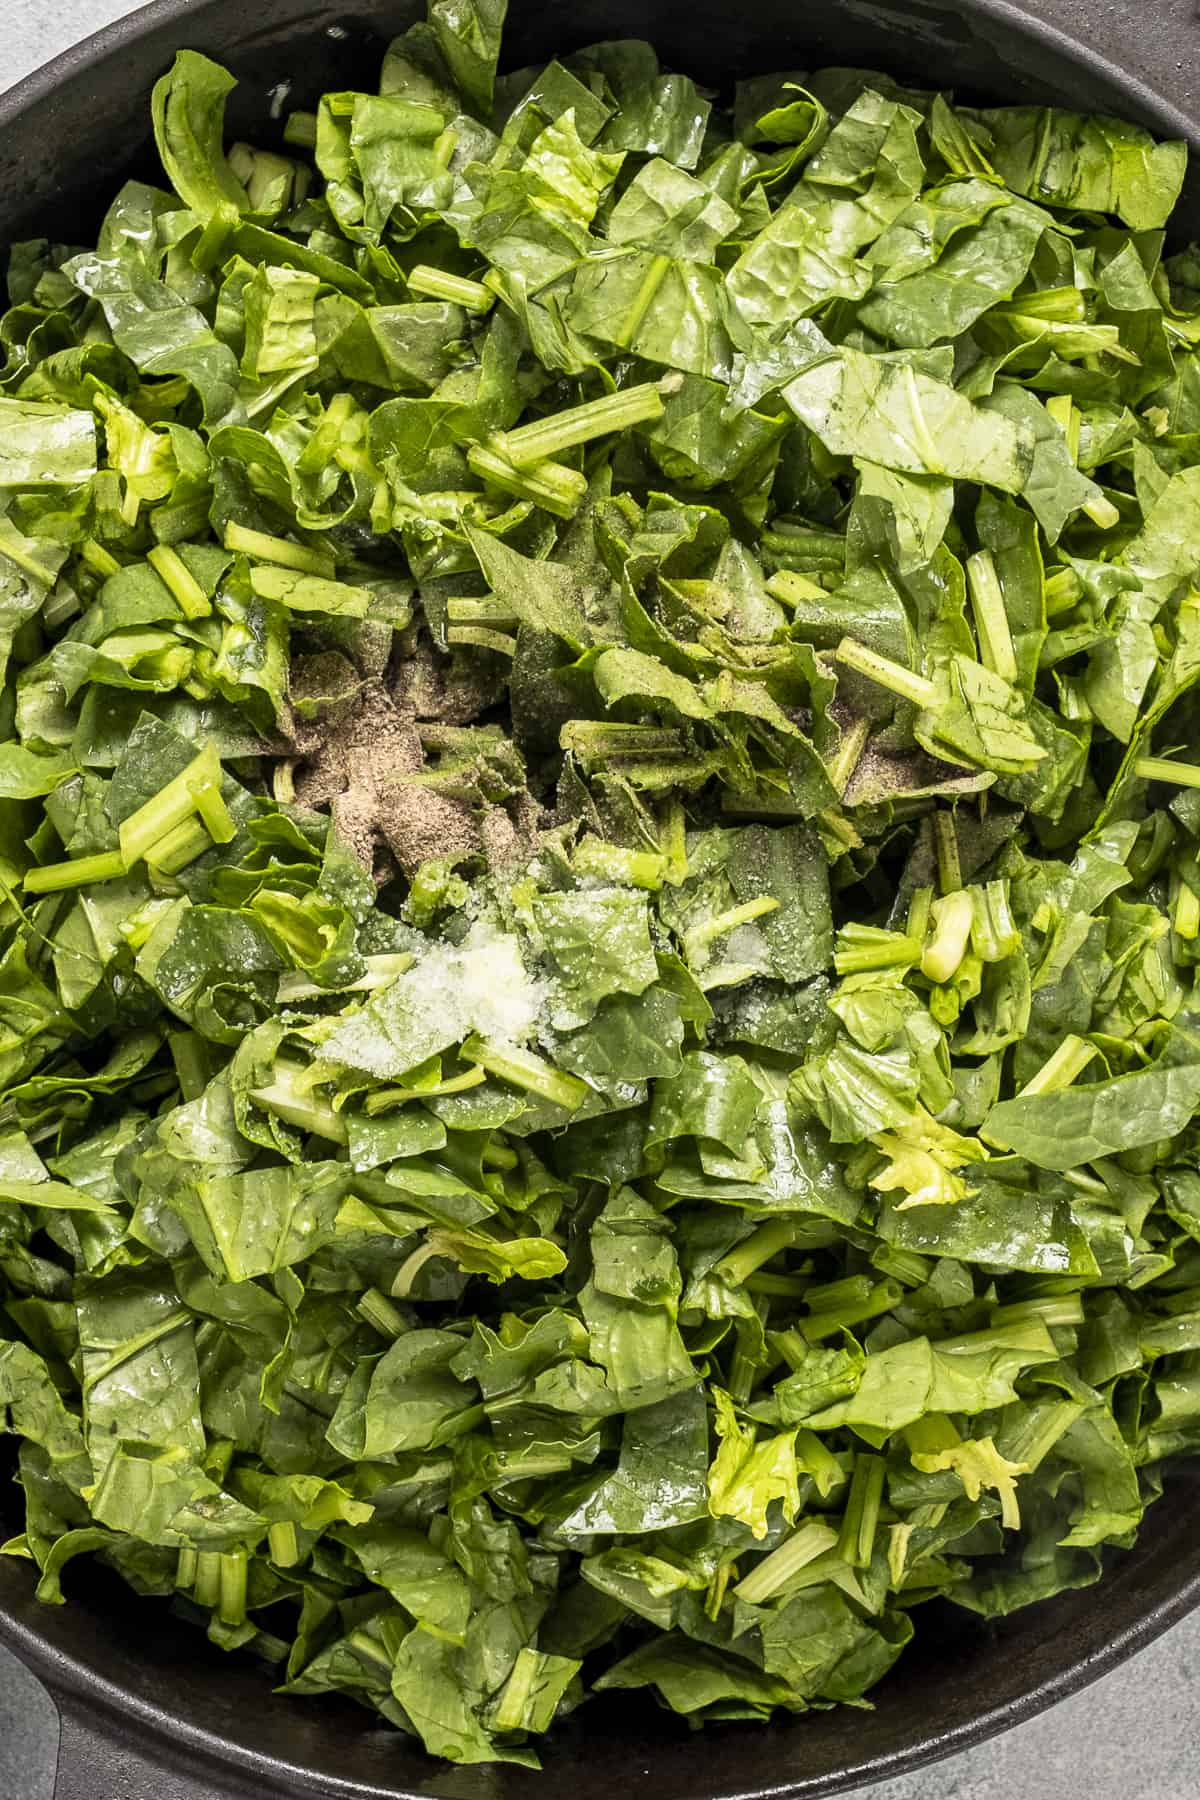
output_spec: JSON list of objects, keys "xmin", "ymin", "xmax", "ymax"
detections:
[{"xmin": 2, "ymin": 1, "xmax": 1200, "ymax": 1795}]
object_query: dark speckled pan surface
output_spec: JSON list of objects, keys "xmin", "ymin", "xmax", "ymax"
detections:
[{"xmin": 1, "ymin": 3, "xmax": 1200, "ymax": 1794}]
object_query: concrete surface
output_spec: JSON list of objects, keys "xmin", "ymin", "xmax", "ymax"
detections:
[{"xmin": 2, "ymin": 1, "xmax": 1200, "ymax": 1795}]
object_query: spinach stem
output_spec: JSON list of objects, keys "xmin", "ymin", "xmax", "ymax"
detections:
[
  {"xmin": 734, "ymin": 1519, "xmax": 839, "ymax": 1605},
  {"xmin": 502, "ymin": 383, "xmax": 664, "ymax": 465},
  {"xmin": 834, "ymin": 638, "xmax": 937, "ymax": 709},
  {"xmin": 967, "ymin": 549, "xmax": 1018, "ymax": 684},
  {"xmin": 407, "ymin": 263, "xmax": 494, "ymax": 313},
  {"xmin": 1014, "ymin": 1034, "xmax": 1096, "ymax": 1098}
]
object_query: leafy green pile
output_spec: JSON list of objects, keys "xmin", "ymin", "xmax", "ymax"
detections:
[{"xmin": 4, "ymin": 0, "xmax": 1200, "ymax": 1766}]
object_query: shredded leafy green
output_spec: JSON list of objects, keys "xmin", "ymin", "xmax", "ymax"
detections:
[{"xmin": 2, "ymin": 0, "xmax": 1200, "ymax": 1765}]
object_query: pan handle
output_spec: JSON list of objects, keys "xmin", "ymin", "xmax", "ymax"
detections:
[{"xmin": 52, "ymin": 1688, "xmax": 243, "ymax": 1800}]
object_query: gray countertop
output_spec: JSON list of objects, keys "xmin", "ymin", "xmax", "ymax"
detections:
[{"xmin": 2, "ymin": 1, "xmax": 1199, "ymax": 1794}]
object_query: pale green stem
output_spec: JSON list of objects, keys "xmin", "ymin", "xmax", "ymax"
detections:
[
  {"xmin": 835, "ymin": 638, "xmax": 937, "ymax": 709},
  {"xmin": 501, "ymin": 383, "xmax": 664, "ymax": 466},
  {"xmin": 1014, "ymin": 1034, "xmax": 1096, "ymax": 1097},
  {"xmin": 407, "ymin": 264, "xmax": 494, "ymax": 314}
]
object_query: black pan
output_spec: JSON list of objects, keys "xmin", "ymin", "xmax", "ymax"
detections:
[{"xmin": 2, "ymin": 2, "xmax": 1200, "ymax": 1795}]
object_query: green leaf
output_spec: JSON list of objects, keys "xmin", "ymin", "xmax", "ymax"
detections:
[
  {"xmin": 586, "ymin": 42, "xmax": 710, "ymax": 168},
  {"xmin": 784, "ymin": 349, "xmax": 1034, "ymax": 491},
  {"xmin": 985, "ymin": 1024, "xmax": 1200, "ymax": 1169},
  {"xmin": 707, "ymin": 1388, "xmax": 799, "ymax": 1539},
  {"xmin": 151, "ymin": 52, "xmax": 249, "ymax": 226},
  {"xmin": 0, "ymin": 399, "xmax": 96, "ymax": 487},
  {"xmin": 879, "ymin": 1172, "xmax": 1100, "ymax": 1276},
  {"xmin": 980, "ymin": 385, "xmax": 1104, "ymax": 543},
  {"xmin": 241, "ymin": 266, "xmax": 319, "ymax": 378},
  {"xmin": 727, "ymin": 201, "xmax": 872, "ymax": 327},
  {"xmin": 327, "ymin": 1329, "xmax": 482, "ymax": 1458},
  {"xmin": 858, "ymin": 193, "xmax": 1048, "ymax": 347},
  {"xmin": 535, "ymin": 886, "xmax": 659, "ymax": 1010},
  {"xmin": 569, "ymin": 254, "xmax": 733, "ymax": 381},
  {"xmin": 980, "ymin": 106, "xmax": 1186, "ymax": 229},
  {"xmin": 557, "ymin": 1385, "xmax": 709, "ymax": 1533},
  {"xmin": 807, "ymin": 1321, "xmax": 1059, "ymax": 1431},
  {"xmin": 467, "ymin": 524, "xmax": 595, "ymax": 649},
  {"xmin": 0, "ymin": 745, "xmax": 76, "ymax": 798},
  {"xmin": 608, "ymin": 161, "xmax": 739, "ymax": 259},
  {"xmin": 65, "ymin": 243, "xmax": 241, "ymax": 423},
  {"xmin": 428, "ymin": 0, "xmax": 507, "ymax": 114}
]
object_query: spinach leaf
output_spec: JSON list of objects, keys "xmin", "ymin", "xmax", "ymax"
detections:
[{"xmin": 784, "ymin": 349, "xmax": 1034, "ymax": 490}]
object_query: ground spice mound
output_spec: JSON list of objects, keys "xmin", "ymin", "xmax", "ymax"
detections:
[{"xmin": 293, "ymin": 681, "xmax": 482, "ymax": 878}]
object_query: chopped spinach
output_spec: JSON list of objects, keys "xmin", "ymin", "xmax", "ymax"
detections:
[{"xmin": 2, "ymin": 0, "xmax": 1200, "ymax": 1765}]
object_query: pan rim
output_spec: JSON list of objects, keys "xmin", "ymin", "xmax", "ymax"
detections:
[{"xmin": 3, "ymin": 1547, "xmax": 1200, "ymax": 1799}]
